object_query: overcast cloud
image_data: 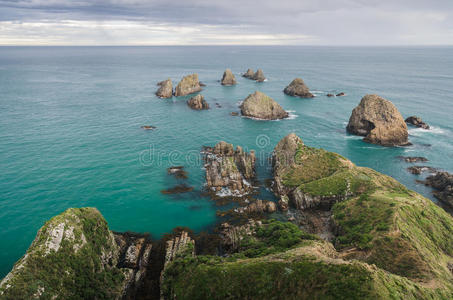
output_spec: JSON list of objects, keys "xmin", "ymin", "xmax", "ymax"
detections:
[{"xmin": 0, "ymin": 0, "xmax": 452, "ymax": 45}]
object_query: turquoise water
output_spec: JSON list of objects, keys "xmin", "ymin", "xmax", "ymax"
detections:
[{"xmin": 1, "ymin": 46, "xmax": 452, "ymax": 277}]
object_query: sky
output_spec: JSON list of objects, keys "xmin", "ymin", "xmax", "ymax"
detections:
[{"xmin": 0, "ymin": 0, "xmax": 452, "ymax": 46}]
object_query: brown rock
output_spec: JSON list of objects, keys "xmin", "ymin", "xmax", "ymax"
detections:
[
  {"xmin": 283, "ymin": 78, "xmax": 314, "ymax": 98},
  {"xmin": 174, "ymin": 74, "xmax": 202, "ymax": 96},
  {"xmin": 203, "ymin": 141, "xmax": 256, "ymax": 197},
  {"xmin": 221, "ymin": 69, "xmax": 237, "ymax": 85},
  {"xmin": 243, "ymin": 69, "xmax": 254, "ymax": 78},
  {"xmin": 346, "ymin": 94, "xmax": 409, "ymax": 146},
  {"xmin": 407, "ymin": 166, "xmax": 437, "ymax": 175},
  {"xmin": 405, "ymin": 116, "xmax": 430, "ymax": 129},
  {"xmin": 397, "ymin": 156, "xmax": 428, "ymax": 163},
  {"xmin": 252, "ymin": 69, "xmax": 266, "ymax": 82},
  {"xmin": 219, "ymin": 220, "xmax": 261, "ymax": 252},
  {"xmin": 327, "ymin": 94, "xmax": 334, "ymax": 97},
  {"xmin": 240, "ymin": 91, "xmax": 288, "ymax": 120},
  {"xmin": 235, "ymin": 199, "xmax": 277, "ymax": 214},
  {"xmin": 187, "ymin": 94, "xmax": 209, "ymax": 110},
  {"xmin": 141, "ymin": 125, "xmax": 156, "ymax": 130},
  {"xmin": 336, "ymin": 92, "xmax": 346, "ymax": 97},
  {"xmin": 424, "ymin": 172, "xmax": 453, "ymax": 208},
  {"xmin": 156, "ymin": 79, "xmax": 173, "ymax": 98},
  {"xmin": 230, "ymin": 112, "xmax": 239, "ymax": 116}
]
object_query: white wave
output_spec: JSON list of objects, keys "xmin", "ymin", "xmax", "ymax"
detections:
[
  {"xmin": 408, "ymin": 126, "xmax": 445, "ymax": 136},
  {"xmin": 287, "ymin": 112, "xmax": 299, "ymax": 120},
  {"xmin": 343, "ymin": 135, "xmax": 362, "ymax": 140}
]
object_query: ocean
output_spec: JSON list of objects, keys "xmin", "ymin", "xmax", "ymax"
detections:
[{"xmin": 0, "ymin": 46, "xmax": 452, "ymax": 277}]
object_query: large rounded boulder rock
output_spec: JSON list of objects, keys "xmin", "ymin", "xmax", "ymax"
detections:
[
  {"xmin": 221, "ymin": 69, "xmax": 237, "ymax": 85},
  {"xmin": 240, "ymin": 91, "xmax": 288, "ymax": 120},
  {"xmin": 174, "ymin": 74, "xmax": 202, "ymax": 96},
  {"xmin": 156, "ymin": 79, "xmax": 173, "ymax": 98},
  {"xmin": 283, "ymin": 78, "xmax": 314, "ymax": 98},
  {"xmin": 346, "ymin": 94, "xmax": 409, "ymax": 146}
]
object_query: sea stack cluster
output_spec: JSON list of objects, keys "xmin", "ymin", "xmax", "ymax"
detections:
[{"xmin": 242, "ymin": 68, "xmax": 266, "ymax": 82}]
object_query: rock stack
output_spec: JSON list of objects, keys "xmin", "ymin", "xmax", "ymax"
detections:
[
  {"xmin": 283, "ymin": 78, "xmax": 314, "ymax": 98},
  {"xmin": 221, "ymin": 69, "xmax": 237, "ymax": 85},
  {"xmin": 156, "ymin": 79, "xmax": 173, "ymax": 98},
  {"xmin": 174, "ymin": 74, "xmax": 202, "ymax": 96},
  {"xmin": 240, "ymin": 91, "xmax": 288, "ymax": 120},
  {"xmin": 187, "ymin": 94, "xmax": 209, "ymax": 110},
  {"xmin": 346, "ymin": 94, "xmax": 409, "ymax": 146}
]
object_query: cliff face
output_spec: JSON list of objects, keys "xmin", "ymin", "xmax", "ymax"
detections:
[
  {"xmin": 0, "ymin": 208, "xmax": 154, "ymax": 300},
  {"xmin": 346, "ymin": 94, "xmax": 409, "ymax": 146},
  {"xmin": 156, "ymin": 79, "xmax": 173, "ymax": 98}
]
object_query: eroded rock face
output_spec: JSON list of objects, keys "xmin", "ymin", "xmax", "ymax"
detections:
[
  {"xmin": 243, "ymin": 68, "xmax": 254, "ymax": 78},
  {"xmin": 156, "ymin": 79, "xmax": 173, "ymax": 98},
  {"xmin": 174, "ymin": 74, "xmax": 202, "ymax": 96},
  {"xmin": 424, "ymin": 172, "xmax": 453, "ymax": 207},
  {"xmin": 219, "ymin": 220, "xmax": 261, "ymax": 252},
  {"xmin": 283, "ymin": 78, "xmax": 314, "ymax": 98},
  {"xmin": 346, "ymin": 94, "xmax": 409, "ymax": 146},
  {"xmin": 397, "ymin": 156, "xmax": 428, "ymax": 163},
  {"xmin": 203, "ymin": 141, "xmax": 256, "ymax": 197},
  {"xmin": 407, "ymin": 166, "xmax": 437, "ymax": 175},
  {"xmin": 240, "ymin": 91, "xmax": 288, "ymax": 120},
  {"xmin": 235, "ymin": 199, "xmax": 277, "ymax": 214},
  {"xmin": 187, "ymin": 94, "xmax": 209, "ymax": 110},
  {"xmin": 221, "ymin": 69, "xmax": 237, "ymax": 85},
  {"xmin": 0, "ymin": 208, "xmax": 129, "ymax": 300},
  {"xmin": 405, "ymin": 116, "xmax": 430, "ymax": 129}
]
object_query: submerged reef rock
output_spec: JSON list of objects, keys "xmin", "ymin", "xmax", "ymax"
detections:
[
  {"xmin": 141, "ymin": 125, "xmax": 156, "ymax": 130},
  {"xmin": 240, "ymin": 91, "xmax": 288, "ymax": 120},
  {"xmin": 221, "ymin": 69, "xmax": 237, "ymax": 85},
  {"xmin": 174, "ymin": 74, "xmax": 202, "ymax": 97},
  {"xmin": 203, "ymin": 141, "xmax": 256, "ymax": 197},
  {"xmin": 167, "ymin": 166, "xmax": 188, "ymax": 179},
  {"xmin": 156, "ymin": 79, "xmax": 173, "ymax": 98},
  {"xmin": 405, "ymin": 115, "xmax": 430, "ymax": 129},
  {"xmin": 327, "ymin": 93, "xmax": 334, "ymax": 97},
  {"xmin": 187, "ymin": 94, "xmax": 209, "ymax": 110},
  {"xmin": 397, "ymin": 156, "xmax": 428, "ymax": 163},
  {"xmin": 283, "ymin": 78, "xmax": 314, "ymax": 98},
  {"xmin": 407, "ymin": 166, "xmax": 437, "ymax": 175},
  {"xmin": 0, "ymin": 208, "xmax": 153, "ymax": 299},
  {"xmin": 346, "ymin": 94, "xmax": 409, "ymax": 146},
  {"xmin": 424, "ymin": 171, "xmax": 453, "ymax": 207},
  {"xmin": 242, "ymin": 68, "xmax": 254, "ymax": 78},
  {"xmin": 160, "ymin": 184, "xmax": 194, "ymax": 194}
]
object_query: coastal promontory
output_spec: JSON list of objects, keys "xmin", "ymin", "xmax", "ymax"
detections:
[
  {"xmin": 346, "ymin": 94, "xmax": 409, "ymax": 146},
  {"xmin": 240, "ymin": 91, "xmax": 288, "ymax": 120}
]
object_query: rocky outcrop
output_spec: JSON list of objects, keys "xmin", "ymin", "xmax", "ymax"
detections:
[
  {"xmin": 327, "ymin": 94, "xmax": 334, "ymax": 97},
  {"xmin": 397, "ymin": 156, "xmax": 428, "ymax": 163},
  {"xmin": 160, "ymin": 231, "xmax": 194, "ymax": 298},
  {"xmin": 174, "ymin": 74, "xmax": 202, "ymax": 97},
  {"xmin": 240, "ymin": 91, "xmax": 288, "ymax": 120},
  {"xmin": 187, "ymin": 94, "xmax": 209, "ymax": 110},
  {"xmin": 405, "ymin": 116, "xmax": 430, "ymax": 129},
  {"xmin": 346, "ymin": 94, "xmax": 409, "ymax": 146},
  {"xmin": 230, "ymin": 112, "xmax": 239, "ymax": 116},
  {"xmin": 407, "ymin": 166, "xmax": 437, "ymax": 175},
  {"xmin": 336, "ymin": 92, "xmax": 346, "ymax": 97},
  {"xmin": 141, "ymin": 125, "xmax": 156, "ymax": 130},
  {"xmin": 424, "ymin": 172, "xmax": 453, "ymax": 207},
  {"xmin": 219, "ymin": 220, "xmax": 261, "ymax": 252},
  {"xmin": 156, "ymin": 79, "xmax": 173, "ymax": 98},
  {"xmin": 221, "ymin": 69, "xmax": 237, "ymax": 85},
  {"xmin": 0, "ymin": 208, "xmax": 143, "ymax": 300},
  {"xmin": 283, "ymin": 78, "xmax": 314, "ymax": 98},
  {"xmin": 252, "ymin": 69, "xmax": 266, "ymax": 82},
  {"xmin": 203, "ymin": 141, "xmax": 256, "ymax": 197},
  {"xmin": 235, "ymin": 199, "xmax": 277, "ymax": 214},
  {"xmin": 167, "ymin": 166, "xmax": 187, "ymax": 179},
  {"xmin": 242, "ymin": 68, "xmax": 254, "ymax": 78}
]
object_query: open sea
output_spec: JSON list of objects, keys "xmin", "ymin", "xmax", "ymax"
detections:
[{"xmin": 1, "ymin": 46, "xmax": 452, "ymax": 277}]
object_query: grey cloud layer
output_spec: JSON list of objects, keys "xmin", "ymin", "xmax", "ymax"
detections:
[{"xmin": 0, "ymin": 0, "xmax": 452, "ymax": 45}]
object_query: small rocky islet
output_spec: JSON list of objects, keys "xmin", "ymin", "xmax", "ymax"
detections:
[{"xmin": 3, "ymin": 68, "xmax": 453, "ymax": 299}]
